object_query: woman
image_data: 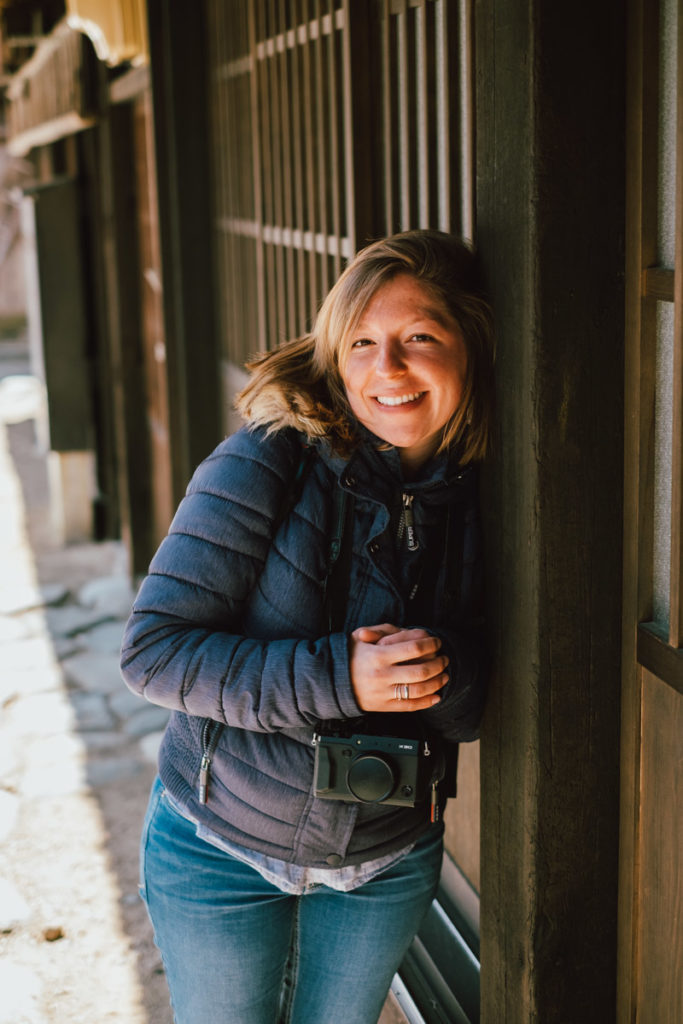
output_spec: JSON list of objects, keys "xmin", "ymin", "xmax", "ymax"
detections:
[{"xmin": 121, "ymin": 229, "xmax": 494, "ymax": 1024}]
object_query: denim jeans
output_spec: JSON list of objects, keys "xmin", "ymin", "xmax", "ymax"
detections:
[{"xmin": 139, "ymin": 777, "xmax": 443, "ymax": 1024}]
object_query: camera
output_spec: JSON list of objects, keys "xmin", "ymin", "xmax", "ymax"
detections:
[{"xmin": 313, "ymin": 731, "xmax": 430, "ymax": 807}]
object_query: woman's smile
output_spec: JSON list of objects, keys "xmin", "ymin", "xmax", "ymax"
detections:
[
  {"xmin": 374, "ymin": 391, "xmax": 425, "ymax": 407},
  {"xmin": 341, "ymin": 274, "xmax": 468, "ymax": 472}
]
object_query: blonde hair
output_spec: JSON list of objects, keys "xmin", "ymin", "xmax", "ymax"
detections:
[{"xmin": 237, "ymin": 230, "xmax": 494, "ymax": 464}]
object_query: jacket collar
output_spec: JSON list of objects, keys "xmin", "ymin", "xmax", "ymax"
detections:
[{"xmin": 315, "ymin": 425, "xmax": 475, "ymax": 505}]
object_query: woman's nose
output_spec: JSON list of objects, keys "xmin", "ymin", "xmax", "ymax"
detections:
[{"xmin": 376, "ymin": 340, "xmax": 406, "ymax": 375}]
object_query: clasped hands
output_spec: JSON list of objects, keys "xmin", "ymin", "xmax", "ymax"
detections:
[{"xmin": 349, "ymin": 623, "xmax": 449, "ymax": 712}]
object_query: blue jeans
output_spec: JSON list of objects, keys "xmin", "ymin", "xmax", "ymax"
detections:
[{"xmin": 140, "ymin": 777, "xmax": 443, "ymax": 1024}]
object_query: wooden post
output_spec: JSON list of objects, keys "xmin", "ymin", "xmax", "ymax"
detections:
[
  {"xmin": 146, "ymin": 0, "xmax": 222, "ymax": 502},
  {"xmin": 476, "ymin": 1, "xmax": 625, "ymax": 1020}
]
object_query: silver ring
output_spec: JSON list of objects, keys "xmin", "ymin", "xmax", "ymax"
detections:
[
  {"xmin": 402, "ymin": 684, "xmax": 410, "ymax": 701},
  {"xmin": 394, "ymin": 684, "xmax": 402, "ymax": 701}
]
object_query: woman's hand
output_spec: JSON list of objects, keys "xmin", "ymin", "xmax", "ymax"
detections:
[{"xmin": 349, "ymin": 623, "xmax": 449, "ymax": 712}]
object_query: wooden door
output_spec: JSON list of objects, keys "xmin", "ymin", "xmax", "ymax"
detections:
[{"xmin": 621, "ymin": 0, "xmax": 683, "ymax": 1019}]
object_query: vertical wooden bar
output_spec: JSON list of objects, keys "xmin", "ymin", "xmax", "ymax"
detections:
[
  {"xmin": 416, "ymin": 1, "xmax": 429, "ymax": 226},
  {"xmin": 248, "ymin": 2, "xmax": 267, "ymax": 352},
  {"xmin": 327, "ymin": 3, "xmax": 342, "ymax": 280},
  {"xmin": 459, "ymin": 0, "xmax": 475, "ymax": 238},
  {"xmin": 397, "ymin": 2, "xmax": 411, "ymax": 229},
  {"xmin": 380, "ymin": 0, "xmax": 394, "ymax": 235},
  {"xmin": 290, "ymin": 0, "xmax": 308, "ymax": 331},
  {"xmin": 258, "ymin": 3, "xmax": 277, "ymax": 347},
  {"xmin": 146, "ymin": 0, "xmax": 221, "ymax": 500},
  {"xmin": 314, "ymin": 0, "xmax": 330, "ymax": 296},
  {"xmin": 278, "ymin": 0, "xmax": 296, "ymax": 340},
  {"xmin": 301, "ymin": 13, "xmax": 319, "ymax": 317},
  {"xmin": 342, "ymin": 0, "xmax": 378, "ymax": 252},
  {"xmin": 222, "ymin": 4, "xmax": 240, "ymax": 358},
  {"xmin": 269, "ymin": 1, "xmax": 287, "ymax": 342},
  {"xmin": 668, "ymin": 2, "xmax": 683, "ymax": 647}
]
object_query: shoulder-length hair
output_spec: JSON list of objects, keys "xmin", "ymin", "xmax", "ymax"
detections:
[{"xmin": 236, "ymin": 229, "xmax": 494, "ymax": 464}]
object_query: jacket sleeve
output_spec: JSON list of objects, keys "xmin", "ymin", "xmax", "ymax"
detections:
[
  {"xmin": 119, "ymin": 428, "xmax": 362, "ymax": 732},
  {"xmin": 418, "ymin": 483, "xmax": 489, "ymax": 744}
]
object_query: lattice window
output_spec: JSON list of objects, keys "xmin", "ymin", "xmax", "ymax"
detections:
[{"xmin": 206, "ymin": 0, "xmax": 472, "ymax": 366}]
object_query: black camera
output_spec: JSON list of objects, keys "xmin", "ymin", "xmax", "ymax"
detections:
[{"xmin": 313, "ymin": 731, "xmax": 429, "ymax": 807}]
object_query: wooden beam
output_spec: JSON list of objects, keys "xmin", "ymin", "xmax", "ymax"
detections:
[
  {"xmin": 477, "ymin": 1, "xmax": 625, "ymax": 1019},
  {"xmin": 146, "ymin": 0, "xmax": 222, "ymax": 502}
]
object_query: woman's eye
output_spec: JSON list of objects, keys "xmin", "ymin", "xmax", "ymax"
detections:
[
  {"xmin": 351, "ymin": 338, "xmax": 373, "ymax": 348},
  {"xmin": 410, "ymin": 333, "xmax": 435, "ymax": 342}
]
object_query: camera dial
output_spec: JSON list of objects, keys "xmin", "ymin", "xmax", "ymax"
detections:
[{"xmin": 347, "ymin": 754, "xmax": 396, "ymax": 802}]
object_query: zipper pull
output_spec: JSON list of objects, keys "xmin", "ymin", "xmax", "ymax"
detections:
[
  {"xmin": 402, "ymin": 494, "xmax": 419, "ymax": 551},
  {"xmin": 199, "ymin": 752, "xmax": 211, "ymax": 805}
]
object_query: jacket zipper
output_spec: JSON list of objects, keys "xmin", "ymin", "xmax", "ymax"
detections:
[
  {"xmin": 400, "ymin": 493, "xmax": 419, "ymax": 551},
  {"xmin": 199, "ymin": 720, "xmax": 222, "ymax": 805}
]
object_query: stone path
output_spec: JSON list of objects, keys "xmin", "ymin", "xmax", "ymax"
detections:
[{"xmin": 0, "ymin": 341, "xmax": 172, "ymax": 1024}]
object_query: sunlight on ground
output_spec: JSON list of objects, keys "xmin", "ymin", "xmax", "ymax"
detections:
[{"xmin": 0, "ymin": 375, "xmax": 149, "ymax": 1024}]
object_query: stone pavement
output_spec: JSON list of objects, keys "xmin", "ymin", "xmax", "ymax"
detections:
[{"xmin": 0, "ymin": 339, "xmax": 172, "ymax": 1024}]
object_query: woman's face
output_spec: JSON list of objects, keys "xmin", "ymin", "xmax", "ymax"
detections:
[{"xmin": 341, "ymin": 274, "xmax": 468, "ymax": 473}]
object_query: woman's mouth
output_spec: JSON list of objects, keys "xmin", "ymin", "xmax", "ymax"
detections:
[{"xmin": 374, "ymin": 391, "xmax": 425, "ymax": 407}]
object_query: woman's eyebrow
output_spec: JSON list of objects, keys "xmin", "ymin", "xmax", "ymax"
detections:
[{"xmin": 353, "ymin": 305, "xmax": 451, "ymax": 333}]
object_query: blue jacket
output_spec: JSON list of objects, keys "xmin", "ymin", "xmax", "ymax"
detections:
[{"xmin": 120, "ymin": 425, "xmax": 487, "ymax": 867}]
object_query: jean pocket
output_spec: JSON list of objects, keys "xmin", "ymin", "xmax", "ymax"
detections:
[{"xmin": 139, "ymin": 775, "xmax": 165, "ymax": 904}]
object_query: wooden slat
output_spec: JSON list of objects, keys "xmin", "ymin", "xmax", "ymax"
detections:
[
  {"xmin": 459, "ymin": 0, "xmax": 474, "ymax": 238},
  {"xmin": 301, "ymin": 10, "xmax": 319, "ymax": 315},
  {"xmin": 434, "ymin": 0, "xmax": 451, "ymax": 230},
  {"xmin": 268, "ymin": 0, "xmax": 287, "ymax": 342},
  {"xmin": 669, "ymin": 1, "xmax": 683, "ymax": 647},
  {"xmin": 342, "ymin": 0, "xmax": 377, "ymax": 251},
  {"xmin": 327, "ymin": 0, "xmax": 342, "ymax": 281},
  {"xmin": 416, "ymin": 2, "xmax": 430, "ymax": 226},
  {"xmin": 219, "ymin": 1, "xmax": 237, "ymax": 358},
  {"xmin": 290, "ymin": 0, "xmax": 308, "ymax": 331},
  {"xmin": 277, "ymin": 0, "xmax": 297, "ymax": 340},
  {"xmin": 248, "ymin": 2, "xmax": 267, "ymax": 352},
  {"xmin": 314, "ymin": 0, "xmax": 329, "ymax": 296},
  {"xmin": 380, "ymin": 0, "xmax": 394, "ymax": 234},
  {"xmin": 397, "ymin": 5, "xmax": 411, "ymax": 228},
  {"xmin": 258, "ymin": 3, "xmax": 277, "ymax": 347}
]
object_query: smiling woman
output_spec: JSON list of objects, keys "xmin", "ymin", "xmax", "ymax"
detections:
[
  {"xmin": 121, "ymin": 229, "xmax": 494, "ymax": 1024},
  {"xmin": 239, "ymin": 230, "xmax": 494, "ymax": 467},
  {"xmin": 341, "ymin": 275, "xmax": 469, "ymax": 476}
]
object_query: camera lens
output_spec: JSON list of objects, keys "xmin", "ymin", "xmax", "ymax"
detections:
[{"xmin": 346, "ymin": 754, "xmax": 395, "ymax": 802}]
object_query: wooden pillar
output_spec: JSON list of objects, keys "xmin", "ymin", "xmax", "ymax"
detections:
[
  {"xmin": 476, "ymin": 2, "xmax": 625, "ymax": 1020},
  {"xmin": 146, "ymin": 0, "xmax": 222, "ymax": 501}
]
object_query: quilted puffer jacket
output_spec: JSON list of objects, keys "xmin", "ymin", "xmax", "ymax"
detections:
[{"xmin": 120, "ymin": 424, "xmax": 487, "ymax": 868}]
